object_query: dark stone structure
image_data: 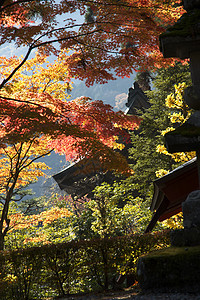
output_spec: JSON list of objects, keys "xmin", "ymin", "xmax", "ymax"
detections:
[
  {"xmin": 147, "ymin": 0, "xmax": 200, "ymax": 232},
  {"xmin": 138, "ymin": 1, "xmax": 200, "ymax": 292},
  {"xmin": 171, "ymin": 190, "xmax": 200, "ymax": 247},
  {"xmin": 137, "ymin": 246, "xmax": 200, "ymax": 292}
]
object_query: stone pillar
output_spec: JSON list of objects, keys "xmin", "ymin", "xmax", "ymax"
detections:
[
  {"xmin": 171, "ymin": 190, "xmax": 200, "ymax": 247},
  {"xmin": 159, "ymin": 0, "xmax": 200, "ymax": 110},
  {"xmin": 190, "ymin": 52, "xmax": 200, "ymax": 87},
  {"xmin": 183, "ymin": 190, "xmax": 200, "ymax": 228},
  {"xmin": 185, "ymin": 51, "xmax": 200, "ymax": 109}
]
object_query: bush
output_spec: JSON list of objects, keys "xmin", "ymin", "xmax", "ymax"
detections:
[{"xmin": 0, "ymin": 230, "xmax": 170, "ymax": 299}]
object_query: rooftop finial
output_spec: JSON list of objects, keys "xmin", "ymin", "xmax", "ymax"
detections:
[{"xmin": 134, "ymin": 81, "xmax": 140, "ymax": 89}]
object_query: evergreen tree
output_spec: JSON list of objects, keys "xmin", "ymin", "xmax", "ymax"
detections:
[
  {"xmin": 129, "ymin": 62, "xmax": 192, "ymax": 200},
  {"xmin": 135, "ymin": 71, "xmax": 152, "ymax": 91}
]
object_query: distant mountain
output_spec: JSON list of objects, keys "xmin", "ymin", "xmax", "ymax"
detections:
[
  {"xmin": 24, "ymin": 152, "xmax": 67, "ymax": 200},
  {"xmin": 70, "ymin": 75, "xmax": 135, "ymax": 109}
]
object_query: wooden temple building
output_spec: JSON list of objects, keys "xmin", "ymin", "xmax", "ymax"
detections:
[
  {"xmin": 145, "ymin": 158, "xmax": 198, "ymax": 232},
  {"xmin": 125, "ymin": 82, "xmax": 150, "ymax": 115},
  {"xmin": 53, "ymin": 81, "xmax": 199, "ymax": 232},
  {"xmin": 53, "ymin": 82, "xmax": 149, "ymax": 199}
]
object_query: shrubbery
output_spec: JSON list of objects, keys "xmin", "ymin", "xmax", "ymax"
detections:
[{"xmin": 0, "ymin": 230, "xmax": 170, "ymax": 299}]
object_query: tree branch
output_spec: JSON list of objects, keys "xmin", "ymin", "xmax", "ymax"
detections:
[
  {"xmin": 19, "ymin": 148, "xmax": 54, "ymax": 171},
  {"xmin": 0, "ymin": 45, "xmax": 33, "ymax": 90},
  {"xmin": 0, "ymin": 0, "xmax": 35, "ymax": 12}
]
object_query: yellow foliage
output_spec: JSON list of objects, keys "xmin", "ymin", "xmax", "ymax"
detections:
[
  {"xmin": 156, "ymin": 144, "xmax": 195, "ymax": 163},
  {"xmin": 157, "ymin": 82, "xmax": 194, "ymax": 165},
  {"xmin": 0, "ymin": 50, "xmax": 72, "ymax": 101},
  {"xmin": 0, "ymin": 139, "xmax": 51, "ymax": 193},
  {"xmin": 170, "ymin": 112, "xmax": 185, "ymax": 124},
  {"xmin": 39, "ymin": 207, "xmax": 72, "ymax": 225},
  {"xmin": 155, "ymin": 169, "xmax": 169, "ymax": 178},
  {"xmin": 165, "ymin": 83, "xmax": 187, "ymax": 110},
  {"xmin": 4, "ymin": 274, "xmax": 17, "ymax": 284},
  {"xmin": 162, "ymin": 212, "xmax": 183, "ymax": 229},
  {"xmin": 0, "ymin": 52, "xmax": 72, "ymax": 202},
  {"xmin": 112, "ymin": 139, "xmax": 125, "ymax": 150},
  {"xmin": 9, "ymin": 207, "xmax": 72, "ymax": 231}
]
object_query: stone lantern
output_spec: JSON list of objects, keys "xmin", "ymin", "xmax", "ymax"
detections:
[
  {"xmin": 160, "ymin": 0, "xmax": 200, "ymax": 110},
  {"xmin": 159, "ymin": 0, "xmax": 200, "ymax": 244},
  {"xmin": 159, "ymin": 0, "xmax": 200, "ymax": 182},
  {"xmin": 137, "ymin": 3, "xmax": 200, "ymax": 291}
]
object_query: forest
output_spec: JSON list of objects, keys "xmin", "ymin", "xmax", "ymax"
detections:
[{"xmin": 0, "ymin": 0, "xmax": 194, "ymax": 298}]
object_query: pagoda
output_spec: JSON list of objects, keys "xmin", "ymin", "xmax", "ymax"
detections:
[{"xmin": 53, "ymin": 82, "xmax": 149, "ymax": 199}]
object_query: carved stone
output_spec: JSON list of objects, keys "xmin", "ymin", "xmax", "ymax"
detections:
[
  {"xmin": 171, "ymin": 191, "xmax": 200, "ymax": 246},
  {"xmin": 165, "ymin": 111, "xmax": 200, "ymax": 153},
  {"xmin": 184, "ymin": 86, "xmax": 200, "ymax": 110},
  {"xmin": 171, "ymin": 227, "xmax": 200, "ymax": 247},
  {"xmin": 159, "ymin": 6, "xmax": 200, "ymax": 110},
  {"xmin": 182, "ymin": 190, "xmax": 200, "ymax": 229},
  {"xmin": 190, "ymin": 52, "xmax": 200, "ymax": 86},
  {"xmin": 159, "ymin": 10, "xmax": 200, "ymax": 59}
]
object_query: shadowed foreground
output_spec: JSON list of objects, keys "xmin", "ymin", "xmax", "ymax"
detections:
[{"xmin": 57, "ymin": 284, "xmax": 200, "ymax": 300}]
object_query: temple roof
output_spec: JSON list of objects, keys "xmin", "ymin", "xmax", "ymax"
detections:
[
  {"xmin": 53, "ymin": 157, "xmax": 103, "ymax": 197},
  {"xmin": 125, "ymin": 82, "xmax": 150, "ymax": 115},
  {"xmin": 53, "ymin": 81, "xmax": 148, "ymax": 198},
  {"xmin": 145, "ymin": 158, "xmax": 198, "ymax": 232}
]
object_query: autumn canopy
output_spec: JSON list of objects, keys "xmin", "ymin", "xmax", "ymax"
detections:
[
  {"xmin": 0, "ymin": 0, "xmax": 185, "ymax": 165},
  {"xmin": 0, "ymin": 0, "xmax": 184, "ymax": 85},
  {"xmin": 0, "ymin": 0, "xmax": 186, "ymax": 250}
]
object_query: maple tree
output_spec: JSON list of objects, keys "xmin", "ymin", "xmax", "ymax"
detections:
[
  {"xmin": 0, "ymin": 51, "xmax": 73, "ymax": 251},
  {"xmin": 0, "ymin": 140, "xmax": 53, "ymax": 249},
  {"xmin": 0, "ymin": 50, "xmax": 138, "ymax": 250},
  {"xmin": 0, "ymin": 0, "xmax": 185, "ymax": 88},
  {"xmin": 0, "ymin": 51, "xmax": 138, "ymax": 157}
]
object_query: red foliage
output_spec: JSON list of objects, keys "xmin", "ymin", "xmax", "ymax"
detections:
[
  {"xmin": 0, "ymin": 0, "xmax": 185, "ymax": 86},
  {"xmin": 0, "ymin": 94, "xmax": 139, "ymax": 172}
]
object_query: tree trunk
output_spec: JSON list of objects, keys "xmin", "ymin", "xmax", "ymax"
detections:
[{"xmin": 0, "ymin": 233, "xmax": 4, "ymax": 250}]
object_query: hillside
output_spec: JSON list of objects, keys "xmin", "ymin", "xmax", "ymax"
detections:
[{"xmin": 70, "ymin": 76, "xmax": 135, "ymax": 109}]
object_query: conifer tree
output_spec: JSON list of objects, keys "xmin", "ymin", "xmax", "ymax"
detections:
[{"xmin": 129, "ymin": 62, "xmax": 192, "ymax": 200}]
